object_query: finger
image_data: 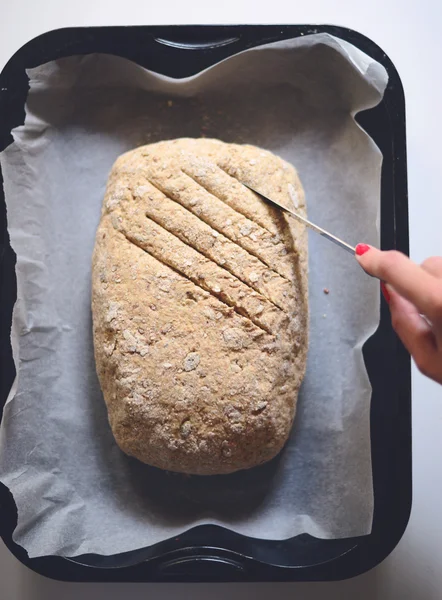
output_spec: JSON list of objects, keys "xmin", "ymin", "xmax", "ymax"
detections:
[
  {"xmin": 387, "ymin": 286, "xmax": 442, "ymax": 382},
  {"xmin": 421, "ymin": 256, "xmax": 442, "ymax": 279},
  {"xmin": 355, "ymin": 246, "xmax": 442, "ymax": 321}
]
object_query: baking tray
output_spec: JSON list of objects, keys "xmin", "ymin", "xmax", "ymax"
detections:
[{"xmin": 0, "ymin": 25, "xmax": 411, "ymax": 582}]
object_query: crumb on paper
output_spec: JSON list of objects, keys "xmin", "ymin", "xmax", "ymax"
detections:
[{"xmin": 323, "ymin": 288, "xmax": 330, "ymax": 295}]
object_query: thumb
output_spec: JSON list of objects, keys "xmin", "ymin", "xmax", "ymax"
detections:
[{"xmin": 387, "ymin": 285, "xmax": 440, "ymax": 381}]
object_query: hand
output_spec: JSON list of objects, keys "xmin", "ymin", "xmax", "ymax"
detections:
[{"xmin": 355, "ymin": 244, "xmax": 442, "ymax": 384}]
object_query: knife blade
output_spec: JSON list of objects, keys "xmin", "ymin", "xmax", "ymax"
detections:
[{"xmin": 241, "ymin": 182, "xmax": 356, "ymax": 256}]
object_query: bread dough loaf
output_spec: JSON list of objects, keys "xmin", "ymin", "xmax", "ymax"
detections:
[{"xmin": 92, "ymin": 138, "xmax": 308, "ymax": 475}]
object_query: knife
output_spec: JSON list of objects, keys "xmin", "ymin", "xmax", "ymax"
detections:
[{"xmin": 241, "ymin": 183, "xmax": 356, "ymax": 256}]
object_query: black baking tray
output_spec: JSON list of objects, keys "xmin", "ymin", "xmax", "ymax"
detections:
[{"xmin": 0, "ymin": 25, "xmax": 410, "ymax": 582}]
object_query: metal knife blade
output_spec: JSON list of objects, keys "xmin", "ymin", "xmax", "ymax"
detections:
[{"xmin": 241, "ymin": 183, "xmax": 356, "ymax": 256}]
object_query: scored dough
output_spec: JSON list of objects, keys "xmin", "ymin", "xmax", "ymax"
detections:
[{"xmin": 91, "ymin": 138, "xmax": 308, "ymax": 475}]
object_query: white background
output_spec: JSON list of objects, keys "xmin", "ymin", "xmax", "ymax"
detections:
[{"xmin": 1, "ymin": 1, "xmax": 441, "ymax": 598}]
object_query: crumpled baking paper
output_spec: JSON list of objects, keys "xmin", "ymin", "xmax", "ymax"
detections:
[{"xmin": 0, "ymin": 33, "xmax": 387, "ymax": 557}]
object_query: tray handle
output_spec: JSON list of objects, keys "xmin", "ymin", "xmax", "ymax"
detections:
[
  {"xmin": 156, "ymin": 552, "xmax": 247, "ymax": 580},
  {"xmin": 153, "ymin": 35, "xmax": 241, "ymax": 51}
]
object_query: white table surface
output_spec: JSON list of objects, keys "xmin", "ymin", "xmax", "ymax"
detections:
[{"xmin": 1, "ymin": 1, "xmax": 442, "ymax": 598}]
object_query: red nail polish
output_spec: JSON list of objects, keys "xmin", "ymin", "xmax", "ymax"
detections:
[
  {"xmin": 355, "ymin": 243, "xmax": 371, "ymax": 256},
  {"xmin": 381, "ymin": 282, "xmax": 390, "ymax": 304}
]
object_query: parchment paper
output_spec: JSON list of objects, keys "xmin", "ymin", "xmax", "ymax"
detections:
[{"xmin": 0, "ymin": 33, "xmax": 387, "ymax": 558}]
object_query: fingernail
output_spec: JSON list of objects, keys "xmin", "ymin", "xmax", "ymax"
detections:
[
  {"xmin": 355, "ymin": 243, "xmax": 371, "ymax": 256},
  {"xmin": 381, "ymin": 282, "xmax": 390, "ymax": 304}
]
